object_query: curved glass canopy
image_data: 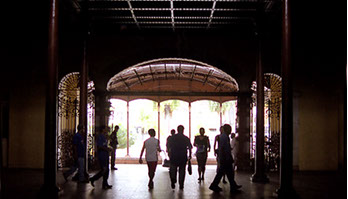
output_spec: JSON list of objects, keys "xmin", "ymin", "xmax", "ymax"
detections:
[{"xmin": 107, "ymin": 58, "xmax": 239, "ymax": 103}]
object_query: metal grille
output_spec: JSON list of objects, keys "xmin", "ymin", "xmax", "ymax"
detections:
[
  {"xmin": 57, "ymin": 72, "xmax": 96, "ymax": 168},
  {"xmin": 79, "ymin": 0, "xmax": 280, "ymax": 31}
]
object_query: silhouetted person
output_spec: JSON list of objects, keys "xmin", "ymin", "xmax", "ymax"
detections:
[
  {"xmin": 168, "ymin": 125, "xmax": 192, "ymax": 190},
  {"xmin": 213, "ymin": 126, "xmax": 227, "ymax": 184},
  {"xmin": 110, "ymin": 125, "xmax": 119, "ymax": 170},
  {"xmin": 230, "ymin": 133, "xmax": 239, "ymax": 171},
  {"xmin": 90, "ymin": 126, "xmax": 112, "ymax": 189},
  {"xmin": 63, "ymin": 124, "xmax": 88, "ymax": 183},
  {"xmin": 139, "ymin": 129, "xmax": 161, "ymax": 189},
  {"xmin": 209, "ymin": 124, "xmax": 242, "ymax": 193},
  {"xmin": 166, "ymin": 129, "xmax": 176, "ymax": 158},
  {"xmin": 193, "ymin": 127, "xmax": 210, "ymax": 182}
]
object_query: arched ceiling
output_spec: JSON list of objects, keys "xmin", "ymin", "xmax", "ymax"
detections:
[{"xmin": 107, "ymin": 58, "xmax": 239, "ymax": 102}]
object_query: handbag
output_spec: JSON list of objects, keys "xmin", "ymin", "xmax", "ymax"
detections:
[
  {"xmin": 162, "ymin": 150, "xmax": 171, "ymax": 167},
  {"xmin": 187, "ymin": 159, "xmax": 192, "ymax": 175},
  {"xmin": 163, "ymin": 158, "xmax": 171, "ymax": 167}
]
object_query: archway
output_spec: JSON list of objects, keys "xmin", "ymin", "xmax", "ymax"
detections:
[
  {"xmin": 106, "ymin": 58, "xmax": 239, "ymax": 163},
  {"xmin": 57, "ymin": 72, "xmax": 95, "ymax": 168}
]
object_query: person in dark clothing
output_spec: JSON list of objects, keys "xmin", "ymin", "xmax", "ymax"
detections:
[
  {"xmin": 209, "ymin": 124, "xmax": 242, "ymax": 193},
  {"xmin": 213, "ymin": 126, "xmax": 227, "ymax": 183},
  {"xmin": 63, "ymin": 124, "xmax": 88, "ymax": 183},
  {"xmin": 168, "ymin": 125, "xmax": 192, "ymax": 190},
  {"xmin": 90, "ymin": 126, "xmax": 113, "ymax": 189},
  {"xmin": 193, "ymin": 127, "xmax": 210, "ymax": 182},
  {"xmin": 166, "ymin": 129, "xmax": 176, "ymax": 158},
  {"xmin": 109, "ymin": 125, "xmax": 119, "ymax": 170}
]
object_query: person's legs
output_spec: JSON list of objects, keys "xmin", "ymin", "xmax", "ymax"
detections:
[
  {"xmin": 178, "ymin": 162, "xmax": 186, "ymax": 189},
  {"xmin": 91, "ymin": 157, "xmax": 110, "ymax": 188},
  {"xmin": 215, "ymin": 156, "xmax": 226, "ymax": 183},
  {"xmin": 225, "ymin": 166, "xmax": 240, "ymax": 189},
  {"xmin": 102, "ymin": 165, "xmax": 110, "ymax": 188},
  {"xmin": 78, "ymin": 157, "xmax": 86, "ymax": 182},
  {"xmin": 90, "ymin": 164, "xmax": 104, "ymax": 185},
  {"xmin": 196, "ymin": 154, "xmax": 203, "ymax": 180},
  {"xmin": 209, "ymin": 167, "xmax": 224, "ymax": 191},
  {"xmin": 111, "ymin": 148, "xmax": 117, "ymax": 169},
  {"xmin": 63, "ymin": 159, "xmax": 78, "ymax": 181},
  {"xmin": 169, "ymin": 164, "xmax": 177, "ymax": 188},
  {"xmin": 110, "ymin": 148, "xmax": 115, "ymax": 167},
  {"xmin": 147, "ymin": 161, "xmax": 157, "ymax": 189},
  {"xmin": 201, "ymin": 153, "xmax": 207, "ymax": 180}
]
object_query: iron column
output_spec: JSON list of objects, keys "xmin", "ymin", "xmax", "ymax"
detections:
[
  {"xmin": 277, "ymin": 0, "xmax": 298, "ymax": 197},
  {"xmin": 42, "ymin": 0, "xmax": 59, "ymax": 197}
]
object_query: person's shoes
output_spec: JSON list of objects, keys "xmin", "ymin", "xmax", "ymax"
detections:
[
  {"xmin": 179, "ymin": 185, "xmax": 184, "ymax": 190},
  {"xmin": 102, "ymin": 184, "xmax": 113, "ymax": 189},
  {"xmin": 222, "ymin": 179, "xmax": 227, "ymax": 184},
  {"xmin": 111, "ymin": 167, "xmax": 118, "ymax": 170},
  {"xmin": 201, "ymin": 176, "xmax": 204, "ymax": 181},
  {"xmin": 171, "ymin": 182, "xmax": 175, "ymax": 189},
  {"xmin": 90, "ymin": 179, "xmax": 95, "ymax": 187},
  {"xmin": 209, "ymin": 185, "xmax": 222, "ymax": 192}
]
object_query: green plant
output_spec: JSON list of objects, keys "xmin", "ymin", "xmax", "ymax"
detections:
[
  {"xmin": 111, "ymin": 123, "xmax": 135, "ymax": 149},
  {"xmin": 208, "ymin": 101, "xmax": 234, "ymax": 114}
]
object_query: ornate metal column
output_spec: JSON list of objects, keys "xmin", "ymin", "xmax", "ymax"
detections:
[
  {"xmin": 277, "ymin": 0, "xmax": 298, "ymax": 197},
  {"xmin": 219, "ymin": 102, "xmax": 223, "ymax": 126},
  {"xmin": 80, "ymin": 40, "xmax": 88, "ymax": 171},
  {"xmin": 126, "ymin": 100, "xmax": 130, "ymax": 156},
  {"xmin": 251, "ymin": 37, "xmax": 269, "ymax": 183},
  {"xmin": 158, "ymin": 102, "xmax": 160, "ymax": 141},
  {"xmin": 188, "ymin": 102, "xmax": 191, "ymax": 140},
  {"xmin": 236, "ymin": 92, "xmax": 252, "ymax": 170},
  {"xmin": 42, "ymin": 0, "xmax": 59, "ymax": 197}
]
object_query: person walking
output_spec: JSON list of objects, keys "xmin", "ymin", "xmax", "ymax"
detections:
[
  {"xmin": 213, "ymin": 126, "xmax": 227, "ymax": 184},
  {"xmin": 109, "ymin": 125, "xmax": 119, "ymax": 170},
  {"xmin": 139, "ymin": 129, "xmax": 161, "ymax": 189},
  {"xmin": 63, "ymin": 124, "xmax": 88, "ymax": 183},
  {"xmin": 166, "ymin": 129, "xmax": 176, "ymax": 158},
  {"xmin": 193, "ymin": 127, "xmax": 210, "ymax": 182},
  {"xmin": 209, "ymin": 124, "xmax": 242, "ymax": 193},
  {"xmin": 230, "ymin": 133, "xmax": 239, "ymax": 171},
  {"xmin": 168, "ymin": 125, "xmax": 192, "ymax": 190},
  {"xmin": 90, "ymin": 125, "xmax": 113, "ymax": 189}
]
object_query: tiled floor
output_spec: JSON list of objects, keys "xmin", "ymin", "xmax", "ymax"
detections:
[
  {"xmin": 1, "ymin": 164, "xmax": 346, "ymax": 199},
  {"xmin": 58, "ymin": 164, "xmax": 280, "ymax": 199}
]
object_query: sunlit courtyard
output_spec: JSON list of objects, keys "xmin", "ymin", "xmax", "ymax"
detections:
[{"xmin": 108, "ymin": 99, "xmax": 237, "ymax": 161}]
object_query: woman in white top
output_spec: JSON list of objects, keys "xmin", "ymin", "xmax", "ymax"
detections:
[{"xmin": 139, "ymin": 128, "xmax": 161, "ymax": 189}]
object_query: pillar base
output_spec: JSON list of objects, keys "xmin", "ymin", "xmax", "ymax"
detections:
[
  {"xmin": 250, "ymin": 172, "xmax": 269, "ymax": 183},
  {"xmin": 275, "ymin": 187, "xmax": 299, "ymax": 199}
]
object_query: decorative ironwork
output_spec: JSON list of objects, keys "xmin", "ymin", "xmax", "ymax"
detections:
[
  {"xmin": 57, "ymin": 72, "xmax": 95, "ymax": 168},
  {"xmin": 264, "ymin": 73, "xmax": 282, "ymax": 120},
  {"xmin": 250, "ymin": 73, "xmax": 281, "ymax": 171}
]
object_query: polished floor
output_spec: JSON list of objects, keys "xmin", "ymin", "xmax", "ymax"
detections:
[{"xmin": 2, "ymin": 164, "xmax": 346, "ymax": 199}]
